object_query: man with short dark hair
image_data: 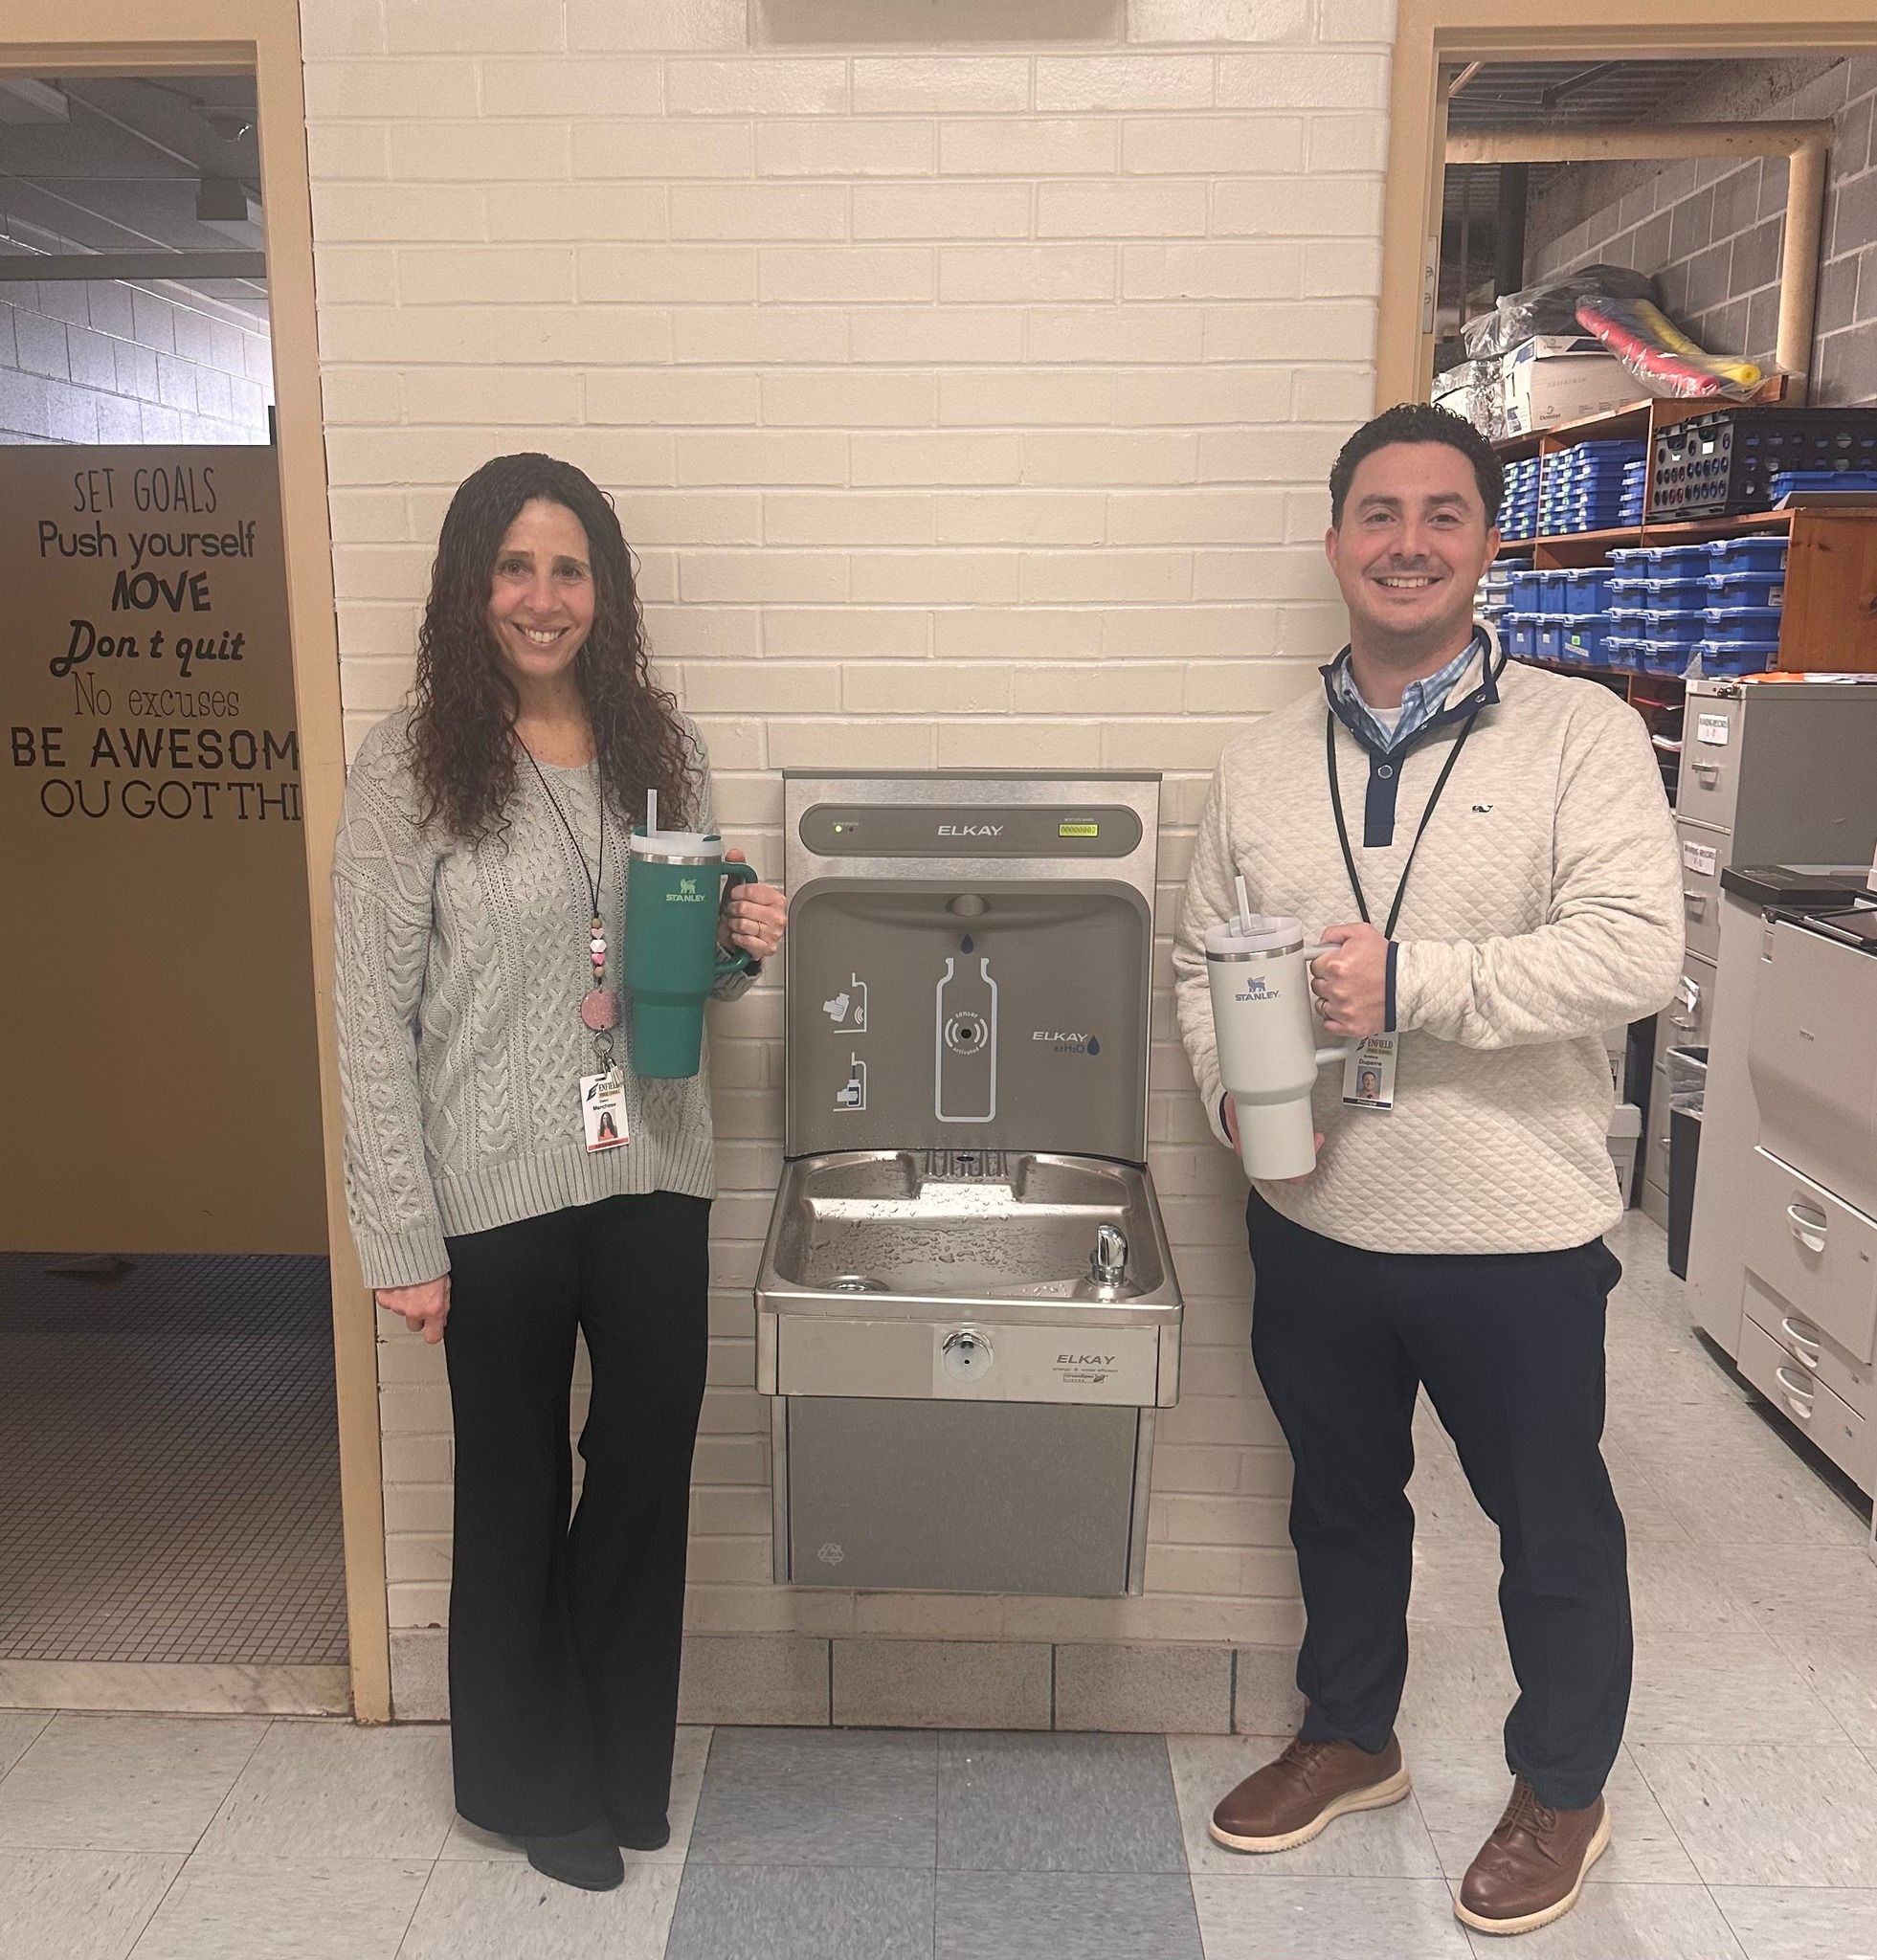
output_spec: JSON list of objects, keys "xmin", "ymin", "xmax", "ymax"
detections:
[{"xmin": 1173, "ymin": 404, "xmax": 1683, "ymax": 1938}]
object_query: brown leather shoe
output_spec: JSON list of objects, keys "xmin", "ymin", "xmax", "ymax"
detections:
[
  {"xmin": 1209, "ymin": 1733, "xmax": 1410, "ymax": 1854},
  {"xmin": 1455, "ymin": 1776, "xmax": 1611, "ymax": 1936}
]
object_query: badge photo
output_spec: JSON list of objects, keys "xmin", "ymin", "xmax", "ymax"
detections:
[
  {"xmin": 1343, "ymin": 1033, "xmax": 1397, "ymax": 1111},
  {"xmin": 582, "ymin": 1069, "xmax": 630, "ymax": 1151}
]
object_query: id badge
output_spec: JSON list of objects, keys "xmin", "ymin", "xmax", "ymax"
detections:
[
  {"xmin": 1342, "ymin": 1034, "xmax": 1397, "ymax": 1111},
  {"xmin": 581, "ymin": 1070, "xmax": 630, "ymax": 1151}
]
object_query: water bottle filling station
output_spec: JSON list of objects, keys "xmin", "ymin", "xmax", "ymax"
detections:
[{"xmin": 755, "ymin": 771, "xmax": 1184, "ymax": 1597}]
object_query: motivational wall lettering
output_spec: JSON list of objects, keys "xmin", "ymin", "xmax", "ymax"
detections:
[{"xmin": 0, "ymin": 446, "xmax": 326, "ymax": 1257}]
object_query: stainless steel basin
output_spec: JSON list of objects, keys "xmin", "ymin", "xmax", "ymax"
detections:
[
  {"xmin": 756, "ymin": 1145, "xmax": 1184, "ymax": 1594},
  {"xmin": 756, "ymin": 1148, "xmax": 1181, "ymax": 1320}
]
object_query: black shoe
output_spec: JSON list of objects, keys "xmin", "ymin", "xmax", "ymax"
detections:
[
  {"xmin": 613, "ymin": 1814, "xmax": 671, "ymax": 1852},
  {"xmin": 525, "ymin": 1821, "xmax": 625, "ymax": 1892}
]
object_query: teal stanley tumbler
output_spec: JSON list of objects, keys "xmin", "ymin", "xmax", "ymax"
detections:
[{"xmin": 623, "ymin": 825, "xmax": 758, "ymax": 1079}]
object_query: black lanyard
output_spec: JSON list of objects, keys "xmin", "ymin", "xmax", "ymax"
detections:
[
  {"xmin": 521, "ymin": 745, "xmax": 607, "ymax": 920},
  {"xmin": 1325, "ymin": 702, "xmax": 1484, "ymax": 939}
]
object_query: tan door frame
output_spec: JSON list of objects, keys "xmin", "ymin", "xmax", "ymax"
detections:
[
  {"xmin": 1381, "ymin": 1, "xmax": 1877, "ymax": 408},
  {"xmin": 3, "ymin": 1, "xmax": 389, "ymax": 1723}
]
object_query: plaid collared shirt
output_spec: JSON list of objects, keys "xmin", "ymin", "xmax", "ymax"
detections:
[{"xmin": 1328, "ymin": 630, "xmax": 1486, "ymax": 755}]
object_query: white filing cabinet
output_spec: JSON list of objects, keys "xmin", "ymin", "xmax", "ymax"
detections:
[
  {"xmin": 1641, "ymin": 679, "xmax": 1877, "ymax": 1228},
  {"xmin": 1685, "ymin": 867, "xmax": 1873, "ymax": 1352},
  {"xmin": 1733, "ymin": 912, "xmax": 1877, "ymax": 1496}
]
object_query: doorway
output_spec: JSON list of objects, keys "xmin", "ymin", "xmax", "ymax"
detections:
[
  {"xmin": 0, "ymin": 66, "xmax": 346, "ymax": 1712},
  {"xmin": 1377, "ymin": 4, "xmax": 1877, "ymax": 408}
]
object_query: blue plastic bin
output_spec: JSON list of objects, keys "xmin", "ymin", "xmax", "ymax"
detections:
[
  {"xmin": 1633, "ymin": 638, "xmax": 1692, "ymax": 678},
  {"xmin": 1695, "ymin": 637, "xmax": 1775, "ymax": 677},
  {"xmin": 1605, "ymin": 635, "xmax": 1642, "ymax": 674},
  {"xmin": 1556, "ymin": 449, "xmax": 1645, "ymax": 464},
  {"xmin": 1708, "ymin": 537, "xmax": 1787, "ymax": 574},
  {"xmin": 1507, "ymin": 570, "xmax": 1545, "ymax": 612},
  {"xmin": 1561, "ymin": 612, "xmax": 1617, "ymax": 667},
  {"xmin": 1558, "ymin": 568, "xmax": 1617, "ymax": 614},
  {"xmin": 1702, "ymin": 604, "xmax": 1782, "ymax": 646},
  {"xmin": 1502, "ymin": 613, "xmax": 1538, "ymax": 657},
  {"xmin": 1770, "ymin": 468, "xmax": 1877, "ymax": 502},
  {"xmin": 1535, "ymin": 620, "xmax": 1565, "ymax": 660},
  {"xmin": 1534, "ymin": 574, "xmax": 1573, "ymax": 616},
  {"xmin": 1610, "ymin": 574, "xmax": 1707, "ymax": 611},
  {"xmin": 1642, "ymin": 545, "xmax": 1714, "ymax": 575},
  {"xmin": 1612, "ymin": 607, "xmax": 1702, "ymax": 648},
  {"xmin": 1702, "ymin": 570, "xmax": 1783, "ymax": 609},
  {"xmin": 1643, "ymin": 612, "xmax": 1708, "ymax": 649},
  {"xmin": 1546, "ymin": 514, "xmax": 1629, "ymax": 537}
]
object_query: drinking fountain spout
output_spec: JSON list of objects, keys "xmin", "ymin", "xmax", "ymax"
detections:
[{"xmin": 1090, "ymin": 1223, "xmax": 1128, "ymax": 1287}]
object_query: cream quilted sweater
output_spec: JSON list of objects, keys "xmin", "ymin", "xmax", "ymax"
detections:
[{"xmin": 1173, "ymin": 641, "xmax": 1684, "ymax": 1255}]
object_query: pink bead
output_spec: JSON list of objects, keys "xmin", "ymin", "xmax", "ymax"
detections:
[{"xmin": 592, "ymin": 949, "xmax": 606, "ymax": 967}]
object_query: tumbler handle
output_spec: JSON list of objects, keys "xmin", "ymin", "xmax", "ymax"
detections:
[
  {"xmin": 714, "ymin": 860, "xmax": 760, "ymax": 980},
  {"xmin": 1301, "ymin": 942, "xmax": 1356, "ymax": 1066}
]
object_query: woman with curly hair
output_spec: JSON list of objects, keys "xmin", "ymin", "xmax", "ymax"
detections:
[{"xmin": 332, "ymin": 453, "xmax": 787, "ymax": 1893}]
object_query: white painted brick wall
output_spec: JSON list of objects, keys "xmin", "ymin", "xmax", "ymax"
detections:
[{"xmin": 304, "ymin": 0, "xmax": 1388, "ymax": 1648}]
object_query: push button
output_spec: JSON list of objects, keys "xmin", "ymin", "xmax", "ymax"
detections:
[{"xmin": 941, "ymin": 1327, "xmax": 994, "ymax": 1381}]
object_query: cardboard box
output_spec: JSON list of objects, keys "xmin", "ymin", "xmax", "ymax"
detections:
[{"xmin": 1502, "ymin": 335, "xmax": 1641, "ymax": 435}]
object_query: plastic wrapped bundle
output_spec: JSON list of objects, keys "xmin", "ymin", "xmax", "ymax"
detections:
[
  {"xmin": 1466, "ymin": 267, "xmax": 1774, "ymax": 405},
  {"xmin": 1434, "ymin": 357, "xmax": 1506, "ymax": 439},
  {"xmin": 1573, "ymin": 292, "xmax": 1765, "ymax": 402},
  {"xmin": 1462, "ymin": 265, "xmax": 1658, "ymax": 360}
]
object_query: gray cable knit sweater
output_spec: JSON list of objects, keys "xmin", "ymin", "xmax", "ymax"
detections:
[{"xmin": 332, "ymin": 707, "xmax": 755, "ymax": 1291}]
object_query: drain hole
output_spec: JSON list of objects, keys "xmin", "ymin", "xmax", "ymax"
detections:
[{"xmin": 830, "ymin": 1274, "xmax": 888, "ymax": 1293}]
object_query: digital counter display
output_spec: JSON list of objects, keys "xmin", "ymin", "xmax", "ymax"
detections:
[{"xmin": 1059, "ymin": 822, "xmax": 1100, "ymax": 837}]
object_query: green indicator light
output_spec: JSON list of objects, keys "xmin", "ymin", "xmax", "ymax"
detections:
[{"xmin": 1059, "ymin": 822, "xmax": 1099, "ymax": 837}]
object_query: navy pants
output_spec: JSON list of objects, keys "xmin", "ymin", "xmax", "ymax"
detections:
[
  {"xmin": 441, "ymin": 1191, "xmax": 709, "ymax": 1838},
  {"xmin": 1246, "ymin": 1188, "xmax": 1631, "ymax": 1810}
]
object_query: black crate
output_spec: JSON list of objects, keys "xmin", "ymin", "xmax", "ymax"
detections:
[{"xmin": 1649, "ymin": 408, "xmax": 1877, "ymax": 520}]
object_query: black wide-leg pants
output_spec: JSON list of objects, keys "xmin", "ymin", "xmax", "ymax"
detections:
[
  {"xmin": 440, "ymin": 1190, "xmax": 709, "ymax": 1838},
  {"xmin": 1246, "ymin": 1189, "xmax": 1631, "ymax": 1812}
]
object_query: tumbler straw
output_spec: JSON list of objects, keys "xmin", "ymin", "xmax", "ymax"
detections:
[
  {"xmin": 1233, "ymin": 873, "xmax": 1252, "ymax": 936},
  {"xmin": 646, "ymin": 788, "xmax": 659, "ymax": 838}
]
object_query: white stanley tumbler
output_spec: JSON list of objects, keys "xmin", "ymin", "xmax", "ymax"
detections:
[{"xmin": 1205, "ymin": 896, "xmax": 1354, "ymax": 1181}]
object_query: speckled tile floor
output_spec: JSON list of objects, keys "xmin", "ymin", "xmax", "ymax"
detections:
[
  {"xmin": 4, "ymin": 1215, "xmax": 1875, "ymax": 1958},
  {"xmin": 0, "ymin": 1253, "xmax": 347, "ymax": 1668}
]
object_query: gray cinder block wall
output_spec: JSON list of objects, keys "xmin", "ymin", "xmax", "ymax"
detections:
[{"xmin": 1524, "ymin": 56, "xmax": 1877, "ymax": 408}]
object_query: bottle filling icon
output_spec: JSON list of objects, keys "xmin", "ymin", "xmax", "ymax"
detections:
[{"xmin": 935, "ymin": 942, "xmax": 996, "ymax": 1124}]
